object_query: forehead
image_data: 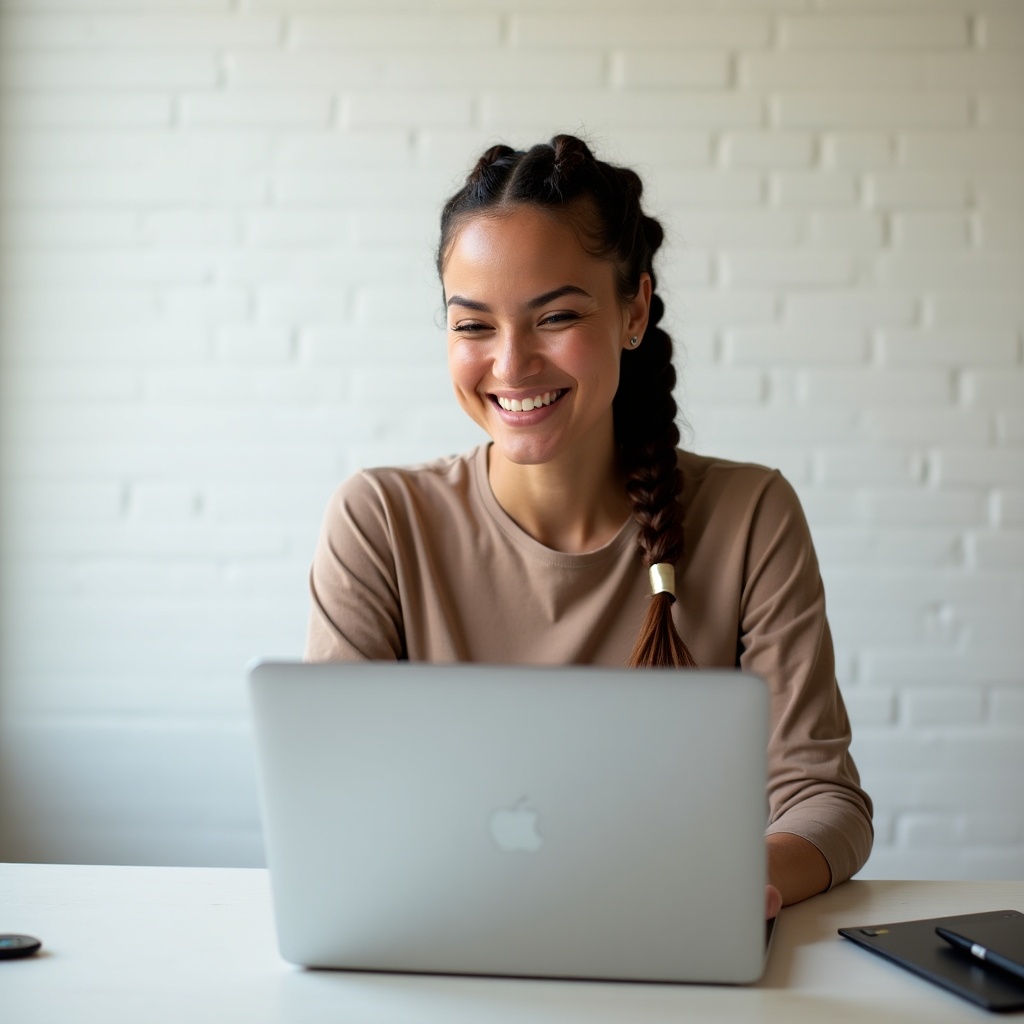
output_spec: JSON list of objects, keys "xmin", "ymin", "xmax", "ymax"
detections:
[{"xmin": 442, "ymin": 206, "xmax": 613, "ymax": 295}]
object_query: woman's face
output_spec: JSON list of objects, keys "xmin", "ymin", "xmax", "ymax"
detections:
[{"xmin": 442, "ymin": 205, "xmax": 650, "ymax": 472}]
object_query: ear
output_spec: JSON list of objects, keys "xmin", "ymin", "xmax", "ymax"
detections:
[{"xmin": 623, "ymin": 273, "xmax": 653, "ymax": 349}]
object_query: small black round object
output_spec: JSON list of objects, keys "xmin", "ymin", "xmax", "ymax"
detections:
[{"xmin": 0, "ymin": 934, "xmax": 42, "ymax": 959}]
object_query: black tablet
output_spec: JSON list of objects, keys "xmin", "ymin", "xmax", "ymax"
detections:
[{"xmin": 839, "ymin": 909, "xmax": 1024, "ymax": 1013}]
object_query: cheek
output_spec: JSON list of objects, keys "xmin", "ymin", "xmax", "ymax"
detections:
[
  {"xmin": 555, "ymin": 334, "xmax": 621, "ymax": 394},
  {"xmin": 447, "ymin": 343, "xmax": 481, "ymax": 394}
]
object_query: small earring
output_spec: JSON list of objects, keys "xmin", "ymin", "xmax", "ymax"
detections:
[{"xmin": 629, "ymin": 336, "xmax": 640, "ymax": 347}]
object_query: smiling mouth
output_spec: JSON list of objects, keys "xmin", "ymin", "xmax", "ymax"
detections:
[{"xmin": 492, "ymin": 389, "xmax": 567, "ymax": 413}]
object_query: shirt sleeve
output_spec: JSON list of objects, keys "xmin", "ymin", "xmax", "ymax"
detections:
[
  {"xmin": 304, "ymin": 472, "xmax": 405, "ymax": 662},
  {"xmin": 739, "ymin": 470, "xmax": 873, "ymax": 886}
]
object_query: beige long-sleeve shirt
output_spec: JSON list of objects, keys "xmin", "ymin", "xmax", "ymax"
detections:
[{"xmin": 306, "ymin": 444, "xmax": 873, "ymax": 885}]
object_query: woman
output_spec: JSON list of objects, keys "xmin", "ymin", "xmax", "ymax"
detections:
[{"xmin": 306, "ymin": 135, "xmax": 873, "ymax": 918}]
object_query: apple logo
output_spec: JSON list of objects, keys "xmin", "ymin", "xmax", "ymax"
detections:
[{"xmin": 488, "ymin": 797, "xmax": 544, "ymax": 852}]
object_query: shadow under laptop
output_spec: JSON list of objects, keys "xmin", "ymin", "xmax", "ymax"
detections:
[{"xmin": 272, "ymin": 965, "xmax": 929, "ymax": 1023}]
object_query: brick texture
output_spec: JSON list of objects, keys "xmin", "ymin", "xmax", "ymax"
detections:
[{"xmin": 1, "ymin": 0, "xmax": 1022, "ymax": 881}]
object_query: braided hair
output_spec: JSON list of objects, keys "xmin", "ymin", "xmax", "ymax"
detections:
[{"xmin": 437, "ymin": 135, "xmax": 697, "ymax": 669}]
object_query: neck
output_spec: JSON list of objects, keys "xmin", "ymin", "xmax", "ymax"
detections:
[{"xmin": 487, "ymin": 436, "xmax": 632, "ymax": 554}]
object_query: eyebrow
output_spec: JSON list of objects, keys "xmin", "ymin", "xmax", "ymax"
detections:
[{"xmin": 445, "ymin": 285, "xmax": 592, "ymax": 311}]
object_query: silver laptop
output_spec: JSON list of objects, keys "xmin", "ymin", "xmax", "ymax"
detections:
[{"xmin": 248, "ymin": 660, "xmax": 770, "ymax": 984}]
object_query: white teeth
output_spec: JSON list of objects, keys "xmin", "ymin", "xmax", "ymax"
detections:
[{"xmin": 497, "ymin": 390, "xmax": 561, "ymax": 412}]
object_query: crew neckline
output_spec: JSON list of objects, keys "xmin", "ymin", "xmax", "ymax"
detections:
[{"xmin": 472, "ymin": 443, "xmax": 636, "ymax": 568}]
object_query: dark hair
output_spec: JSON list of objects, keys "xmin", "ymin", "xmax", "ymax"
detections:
[{"xmin": 437, "ymin": 134, "xmax": 697, "ymax": 669}]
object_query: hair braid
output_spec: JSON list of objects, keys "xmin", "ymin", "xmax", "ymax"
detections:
[
  {"xmin": 438, "ymin": 135, "xmax": 698, "ymax": 669},
  {"xmin": 615, "ymin": 285, "xmax": 698, "ymax": 669}
]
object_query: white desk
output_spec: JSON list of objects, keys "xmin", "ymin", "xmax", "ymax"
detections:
[{"xmin": 2, "ymin": 864, "xmax": 1021, "ymax": 1022}]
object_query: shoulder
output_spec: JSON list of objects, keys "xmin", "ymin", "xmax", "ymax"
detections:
[
  {"xmin": 678, "ymin": 449, "xmax": 800, "ymax": 517},
  {"xmin": 677, "ymin": 449, "xmax": 813, "ymax": 567},
  {"xmin": 324, "ymin": 446, "xmax": 484, "ymax": 530}
]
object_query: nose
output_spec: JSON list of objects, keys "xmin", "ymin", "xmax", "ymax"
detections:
[{"xmin": 493, "ymin": 328, "xmax": 542, "ymax": 386}]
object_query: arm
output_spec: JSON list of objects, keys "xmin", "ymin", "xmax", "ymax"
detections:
[
  {"xmin": 305, "ymin": 472, "xmax": 405, "ymax": 662},
  {"xmin": 767, "ymin": 832, "xmax": 831, "ymax": 909},
  {"xmin": 739, "ymin": 471, "xmax": 873, "ymax": 898}
]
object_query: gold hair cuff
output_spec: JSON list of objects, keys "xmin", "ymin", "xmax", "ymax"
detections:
[{"xmin": 649, "ymin": 563, "xmax": 676, "ymax": 600}]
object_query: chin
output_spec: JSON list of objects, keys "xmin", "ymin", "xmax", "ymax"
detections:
[{"xmin": 490, "ymin": 437, "xmax": 560, "ymax": 467}]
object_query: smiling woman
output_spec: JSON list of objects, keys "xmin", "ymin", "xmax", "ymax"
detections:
[
  {"xmin": 436, "ymin": 138, "xmax": 696, "ymax": 668},
  {"xmin": 304, "ymin": 135, "xmax": 873, "ymax": 917}
]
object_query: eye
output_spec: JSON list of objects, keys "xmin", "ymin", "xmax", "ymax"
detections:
[
  {"xmin": 540, "ymin": 311, "xmax": 580, "ymax": 326},
  {"xmin": 449, "ymin": 321, "xmax": 490, "ymax": 333}
]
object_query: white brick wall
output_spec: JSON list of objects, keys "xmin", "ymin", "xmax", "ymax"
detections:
[{"xmin": 1, "ymin": 0, "xmax": 1021, "ymax": 881}]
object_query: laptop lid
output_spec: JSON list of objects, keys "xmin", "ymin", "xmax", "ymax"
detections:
[{"xmin": 248, "ymin": 661, "xmax": 769, "ymax": 984}]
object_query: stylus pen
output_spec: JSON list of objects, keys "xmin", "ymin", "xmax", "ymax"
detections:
[{"xmin": 936, "ymin": 927, "xmax": 1024, "ymax": 984}]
